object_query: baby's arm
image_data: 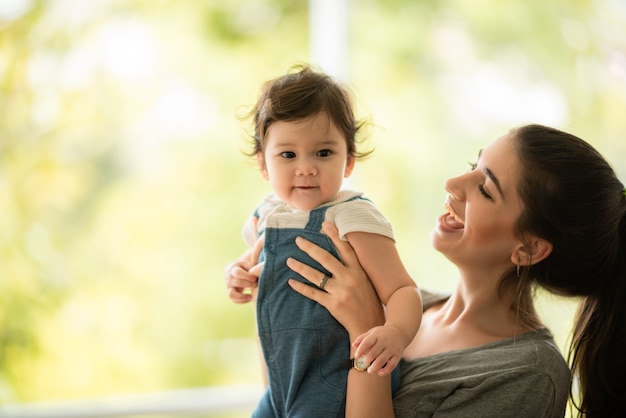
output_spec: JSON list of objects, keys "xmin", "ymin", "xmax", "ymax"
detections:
[
  {"xmin": 345, "ymin": 231, "xmax": 423, "ymax": 376},
  {"xmin": 224, "ymin": 221, "xmax": 267, "ymax": 385},
  {"xmin": 225, "ymin": 217, "xmax": 265, "ymax": 304}
]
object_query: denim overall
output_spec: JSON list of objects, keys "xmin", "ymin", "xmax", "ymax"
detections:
[
  {"xmin": 251, "ymin": 198, "xmax": 401, "ymax": 417},
  {"xmin": 252, "ymin": 202, "xmax": 349, "ymax": 418}
]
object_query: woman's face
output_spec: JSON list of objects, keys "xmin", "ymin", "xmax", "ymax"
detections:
[{"xmin": 430, "ymin": 134, "xmax": 525, "ymax": 274}]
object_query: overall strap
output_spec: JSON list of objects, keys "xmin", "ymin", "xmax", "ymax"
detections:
[
  {"xmin": 304, "ymin": 195, "xmax": 367, "ymax": 232},
  {"xmin": 304, "ymin": 205, "xmax": 329, "ymax": 232},
  {"xmin": 251, "ymin": 207, "xmax": 263, "ymax": 238}
]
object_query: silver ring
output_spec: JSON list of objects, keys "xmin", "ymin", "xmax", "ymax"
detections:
[{"xmin": 319, "ymin": 274, "xmax": 331, "ymax": 290}]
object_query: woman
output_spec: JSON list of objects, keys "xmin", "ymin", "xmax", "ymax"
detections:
[{"xmin": 284, "ymin": 124, "xmax": 626, "ymax": 417}]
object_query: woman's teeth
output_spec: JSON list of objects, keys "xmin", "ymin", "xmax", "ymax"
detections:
[{"xmin": 444, "ymin": 202, "xmax": 464, "ymax": 226}]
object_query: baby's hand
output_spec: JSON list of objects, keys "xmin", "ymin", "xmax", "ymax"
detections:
[
  {"xmin": 225, "ymin": 233, "xmax": 265, "ymax": 304},
  {"xmin": 225, "ymin": 260, "xmax": 263, "ymax": 303},
  {"xmin": 352, "ymin": 325, "xmax": 407, "ymax": 376}
]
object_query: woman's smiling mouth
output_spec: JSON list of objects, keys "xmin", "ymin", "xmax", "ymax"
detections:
[{"xmin": 444, "ymin": 201, "xmax": 465, "ymax": 229}]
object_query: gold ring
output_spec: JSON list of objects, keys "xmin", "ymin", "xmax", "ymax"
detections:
[{"xmin": 319, "ymin": 274, "xmax": 331, "ymax": 290}]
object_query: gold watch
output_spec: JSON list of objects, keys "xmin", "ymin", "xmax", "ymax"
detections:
[{"xmin": 350, "ymin": 357, "xmax": 370, "ymax": 372}]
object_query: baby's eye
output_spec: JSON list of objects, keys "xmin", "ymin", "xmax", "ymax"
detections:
[
  {"xmin": 317, "ymin": 149, "xmax": 332, "ymax": 157},
  {"xmin": 281, "ymin": 151, "xmax": 296, "ymax": 159}
]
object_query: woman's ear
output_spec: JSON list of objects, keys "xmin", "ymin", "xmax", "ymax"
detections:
[
  {"xmin": 257, "ymin": 153, "xmax": 269, "ymax": 180},
  {"xmin": 512, "ymin": 236, "xmax": 553, "ymax": 266}
]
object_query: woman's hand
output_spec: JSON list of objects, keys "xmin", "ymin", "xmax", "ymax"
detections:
[
  {"xmin": 287, "ymin": 221, "xmax": 385, "ymax": 339},
  {"xmin": 288, "ymin": 221, "xmax": 395, "ymax": 418}
]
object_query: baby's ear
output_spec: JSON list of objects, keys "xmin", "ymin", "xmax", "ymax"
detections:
[
  {"xmin": 344, "ymin": 155, "xmax": 355, "ymax": 178},
  {"xmin": 512, "ymin": 235, "xmax": 553, "ymax": 266},
  {"xmin": 257, "ymin": 153, "xmax": 269, "ymax": 180}
]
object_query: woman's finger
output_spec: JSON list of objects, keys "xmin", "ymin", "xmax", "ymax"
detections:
[
  {"xmin": 289, "ymin": 221, "xmax": 385, "ymax": 338},
  {"xmin": 288, "ymin": 278, "xmax": 330, "ymax": 306},
  {"xmin": 286, "ymin": 257, "xmax": 332, "ymax": 290},
  {"xmin": 294, "ymin": 235, "xmax": 345, "ymax": 279}
]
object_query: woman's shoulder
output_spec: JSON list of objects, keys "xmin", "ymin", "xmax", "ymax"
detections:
[
  {"xmin": 402, "ymin": 327, "xmax": 570, "ymax": 382},
  {"xmin": 409, "ymin": 290, "xmax": 571, "ymax": 381},
  {"xmin": 395, "ymin": 328, "xmax": 571, "ymax": 417},
  {"xmin": 483, "ymin": 328, "xmax": 570, "ymax": 376}
]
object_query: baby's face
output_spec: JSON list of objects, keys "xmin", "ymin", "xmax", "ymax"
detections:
[{"xmin": 258, "ymin": 112, "xmax": 354, "ymax": 211}]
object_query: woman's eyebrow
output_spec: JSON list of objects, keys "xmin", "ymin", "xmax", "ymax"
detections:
[
  {"xmin": 477, "ymin": 149, "xmax": 504, "ymax": 199},
  {"xmin": 485, "ymin": 168, "xmax": 504, "ymax": 199}
]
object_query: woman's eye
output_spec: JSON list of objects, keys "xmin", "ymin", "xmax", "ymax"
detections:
[
  {"xmin": 478, "ymin": 184, "xmax": 492, "ymax": 200},
  {"xmin": 281, "ymin": 151, "xmax": 296, "ymax": 158},
  {"xmin": 468, "ymin": 161, "xmax": 492, "ymax": 199},
  {"xmin": 317, "ymin": 149, "xmax": 332, "ymax": 157}
]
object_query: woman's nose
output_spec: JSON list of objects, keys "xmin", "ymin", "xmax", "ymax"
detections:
[{"xmin": 444, "ymin": 173, "xmax": 466, "ymax": 201}]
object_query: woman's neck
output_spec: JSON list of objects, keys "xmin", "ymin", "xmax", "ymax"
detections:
[
  {"xmin": 403, "ymin": 279, "xmax": 539, "ymax": 359},
  {"xmin": 444, "ymin": 284, "xmax": 524, "ymax": 333}
]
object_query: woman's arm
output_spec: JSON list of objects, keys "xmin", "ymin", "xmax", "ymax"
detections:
[{"xmin": 287, "ymin": 221, "xmax": 395, "ymax": 418}]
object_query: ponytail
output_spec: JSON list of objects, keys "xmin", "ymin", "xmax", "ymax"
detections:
[
  {"xmin": 569, "ymin": 200, "xmax": 626, "ymax": 417},
  {"xmin": 510, "ymin": 125, "xmax": 626, "ymax": 417}
]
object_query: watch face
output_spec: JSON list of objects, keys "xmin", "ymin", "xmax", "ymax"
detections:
[{"xmin": 354, "ymin": 357, "xmax": 370, "ymax": 371}]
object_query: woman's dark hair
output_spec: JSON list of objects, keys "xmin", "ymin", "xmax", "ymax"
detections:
[
  {"xmin": 509, "ymin": 124, "xmax": 626, "ymax": 417},
  {"xmin": 243, "ymin": 64, "xmax": 372, "ymax": 158}
]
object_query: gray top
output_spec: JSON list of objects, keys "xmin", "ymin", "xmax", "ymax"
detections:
[{"xmin": 393, "ymin": 291, "xmax": 571, "ymax": 418}]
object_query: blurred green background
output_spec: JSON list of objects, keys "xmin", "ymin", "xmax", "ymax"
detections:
[{"xmin": 1, "ymin": 0, "xmax": 625, "ymax": 405}]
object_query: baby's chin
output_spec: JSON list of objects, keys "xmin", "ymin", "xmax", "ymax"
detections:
[{"xmin": 286, "ymin": 188, "xmax": 331, "ymax": 211}]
